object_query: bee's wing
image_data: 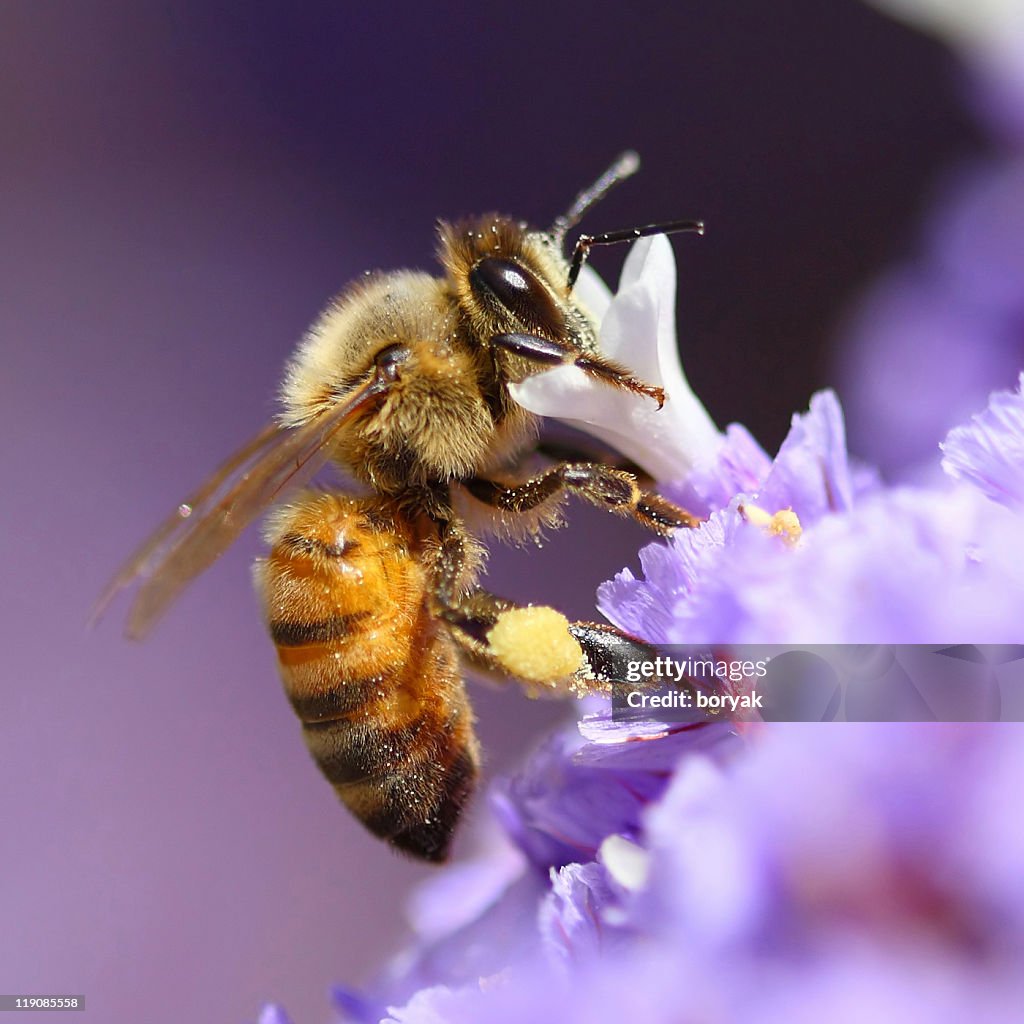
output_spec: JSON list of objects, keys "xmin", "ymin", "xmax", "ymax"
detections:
[{"xmin": 95, "ymin": 375, "xmax": 387, "ymax": 640}]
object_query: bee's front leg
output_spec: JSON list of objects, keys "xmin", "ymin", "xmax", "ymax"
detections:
[{"xmin": 490, "ymin": 331, "xmax": 666, "ymax": 407}]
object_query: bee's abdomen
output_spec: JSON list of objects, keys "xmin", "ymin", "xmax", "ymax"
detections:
[
  {"xmin": 255, "ymin": 493, "xmax": 479, "ymax": 862},
  {"xmin": 302, "ymin": 679, "xmax": 479, "ymax": 861}
]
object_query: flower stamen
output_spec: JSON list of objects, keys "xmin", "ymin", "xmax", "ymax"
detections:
[{"xmin": 739, "ymin": 504, "xmax": 803, "ymax": 545}]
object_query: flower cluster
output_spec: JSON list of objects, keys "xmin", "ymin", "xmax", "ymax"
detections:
[
  {"xmin": 367, "ymin": 723, "xmax": 1024, "ymax": 1024},
  {"xmin": 246, "ymin": 228, "xmax": 1024, "ymax": 1024},
  {"xmin": 601, "ymin": 385, "xmax": 1024, "ymax": 646}
]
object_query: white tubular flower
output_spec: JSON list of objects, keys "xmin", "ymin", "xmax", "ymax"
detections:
[{"xmin": 509, "ymin": 234, "xmax": 722, "ymax": 482}]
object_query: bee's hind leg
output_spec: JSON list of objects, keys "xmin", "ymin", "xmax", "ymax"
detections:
[
  {"xmin": 441, "ymin": 587, "xmax": 659, "ymax": 698},
  {"xmin": 566, "ymin": 621, "xmax": 662, "ymax": 690},
  {"xmin": 429, "ymin": 512, "xmax": 659, "ymax": 697}
]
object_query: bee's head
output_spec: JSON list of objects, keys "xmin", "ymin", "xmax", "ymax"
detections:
[{"xmin": 438, "ymin": 216, "xmax": 600, "ymax": 365}]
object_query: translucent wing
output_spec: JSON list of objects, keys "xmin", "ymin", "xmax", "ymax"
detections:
[{"xmin": 95, "ymin": 375, "xmax": 388, "ymax": 639}]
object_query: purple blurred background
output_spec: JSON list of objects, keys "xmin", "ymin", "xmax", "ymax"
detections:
[{"xmin": 0, "ymin": 2, "xmax": 984, "ymax": 1022}]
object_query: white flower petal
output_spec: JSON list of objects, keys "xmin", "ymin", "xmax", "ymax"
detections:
[
  {"xmin": 572, "ymin": 263, "xmax": 614, "ymax": 326},
  {"xmin": 511, "ymin": 234, "xmax": 720, "ymax": 482}
]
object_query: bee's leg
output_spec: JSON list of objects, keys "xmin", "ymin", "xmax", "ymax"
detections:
[
  {"xmin": 429, "ymin": 513, "xmax": 488, "ymax": 610},
  {"xmin": 426, "ymin": 519, "xmax": 523, "ymax": 672},
  {"xmin": 566, "ymin": 621, "xmax": 663, "ymax": 688},
  {"xmin": 437, "ymin": 589, "xmax": 515, "ymax": 664},
  {"xmin": 442, "ymin": 587, "xmax": 660, "ymax": 697},
  {"xmin": 489, "ymin": 332, "xmax": 666, "ymax": 407},
  {"xmin": 464, "ymin": 462, "xmax": 700, "ymax": 536},
  {"xmin": 428, "ymin": 513, "xmax": 663, "ymax": 694},
  {"xmin": 565, "ymin": 218, "xmax": 704, "ymax": 290}
]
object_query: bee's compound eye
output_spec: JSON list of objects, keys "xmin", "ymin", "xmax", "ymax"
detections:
[
  {"xmin": 469, "ymin": 257, "xmax": 563, "ymax": 335},
  {"xmin": 374, "ymin": 343, "xmax": 410, "ymax": 382},
  {"xmin": 470, "ymin": 258, "xmax": 532, "ymax": 305}
]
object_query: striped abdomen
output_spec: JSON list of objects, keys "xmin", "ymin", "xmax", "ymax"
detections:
[{"xmin": 254, "ymin": 493, "xmax": 479, "ymax": 862}]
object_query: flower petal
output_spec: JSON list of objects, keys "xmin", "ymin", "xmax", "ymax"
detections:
[
  {"xmin": 572, "ymin": 263, "xmax": 614, "ymax": 326},
  {"xmin": 510, "ymin": 235, "xmax": 720, "ymax": 481},
  {"xmin": 758, "ymin": 389, "xmax": 855, "ymax": 522},
  {"xmin": 941, "ymin": 373, "xmax": 1024, "ymax": 510}
]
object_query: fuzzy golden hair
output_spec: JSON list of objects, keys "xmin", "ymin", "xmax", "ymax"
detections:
[{"xmin": 279, "ymin": 271, "xmax": 535, "ymax": 491}]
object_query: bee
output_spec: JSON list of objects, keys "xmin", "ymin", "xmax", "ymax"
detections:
[{"xmin": 97, "ymin": 152, "xmax": 703, "ymax": 862}]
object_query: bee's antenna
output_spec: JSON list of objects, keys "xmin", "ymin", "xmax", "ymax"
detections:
[
  {"xmin": 566, "ymin": 218, "xmax": 705, "ymax": 291},
  {"xmin": 550, "ymin": 150, "xmax": 641, "ymax": 247}
]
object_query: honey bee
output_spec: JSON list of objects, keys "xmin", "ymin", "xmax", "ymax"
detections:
[{"xmin": 98, "ymin": 152, "xmax": 703, "ymax": 862}]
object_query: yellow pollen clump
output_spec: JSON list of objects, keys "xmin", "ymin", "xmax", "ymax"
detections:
[
  {"xmin": 741, "ymin": 504, "xmax": 803, "ymax": 545},
  {"xmin": 486, "ymin": 606, "xmax": 585, "ymax": 686}
]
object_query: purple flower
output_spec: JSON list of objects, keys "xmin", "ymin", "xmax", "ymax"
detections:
[
  {"xmin": 627, "ymin": 720, "xmax": 1024, "ymax": 1016},
  {"xmin": 492, "ymin": 717, "xmax": 738, "ymax": 872},
  {"xmin": 537, "ymin": 860, "xmax": 620, "ymax": 966},
  {"xmin": 367, "ymin": 853, "xmax": 546, "ymax": 1011},
  {"xmin": 665, "ymin": 422, "xmax": 771, "ymax": 518},
  {"xmin": 598, "ymin": 388, "xmax": 859, "ymax": 643},
  {"xmin": 757, "ymin": 390, "xmax": 856, "ymax": 520},
  {"xmin": 942, "ymin": 372, "xmax": 1024, "ymax": 510},
  {"xmin": 490, "ymin": 727, "xmax": 665, "ymax": 870},
  {"xmin": 600, "ymin": 382, "xmax": 1024, "ymax": 645},
  {"xmin": 377, "ymin": 724, "xmax": 1024, "ymax": 1024}
]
